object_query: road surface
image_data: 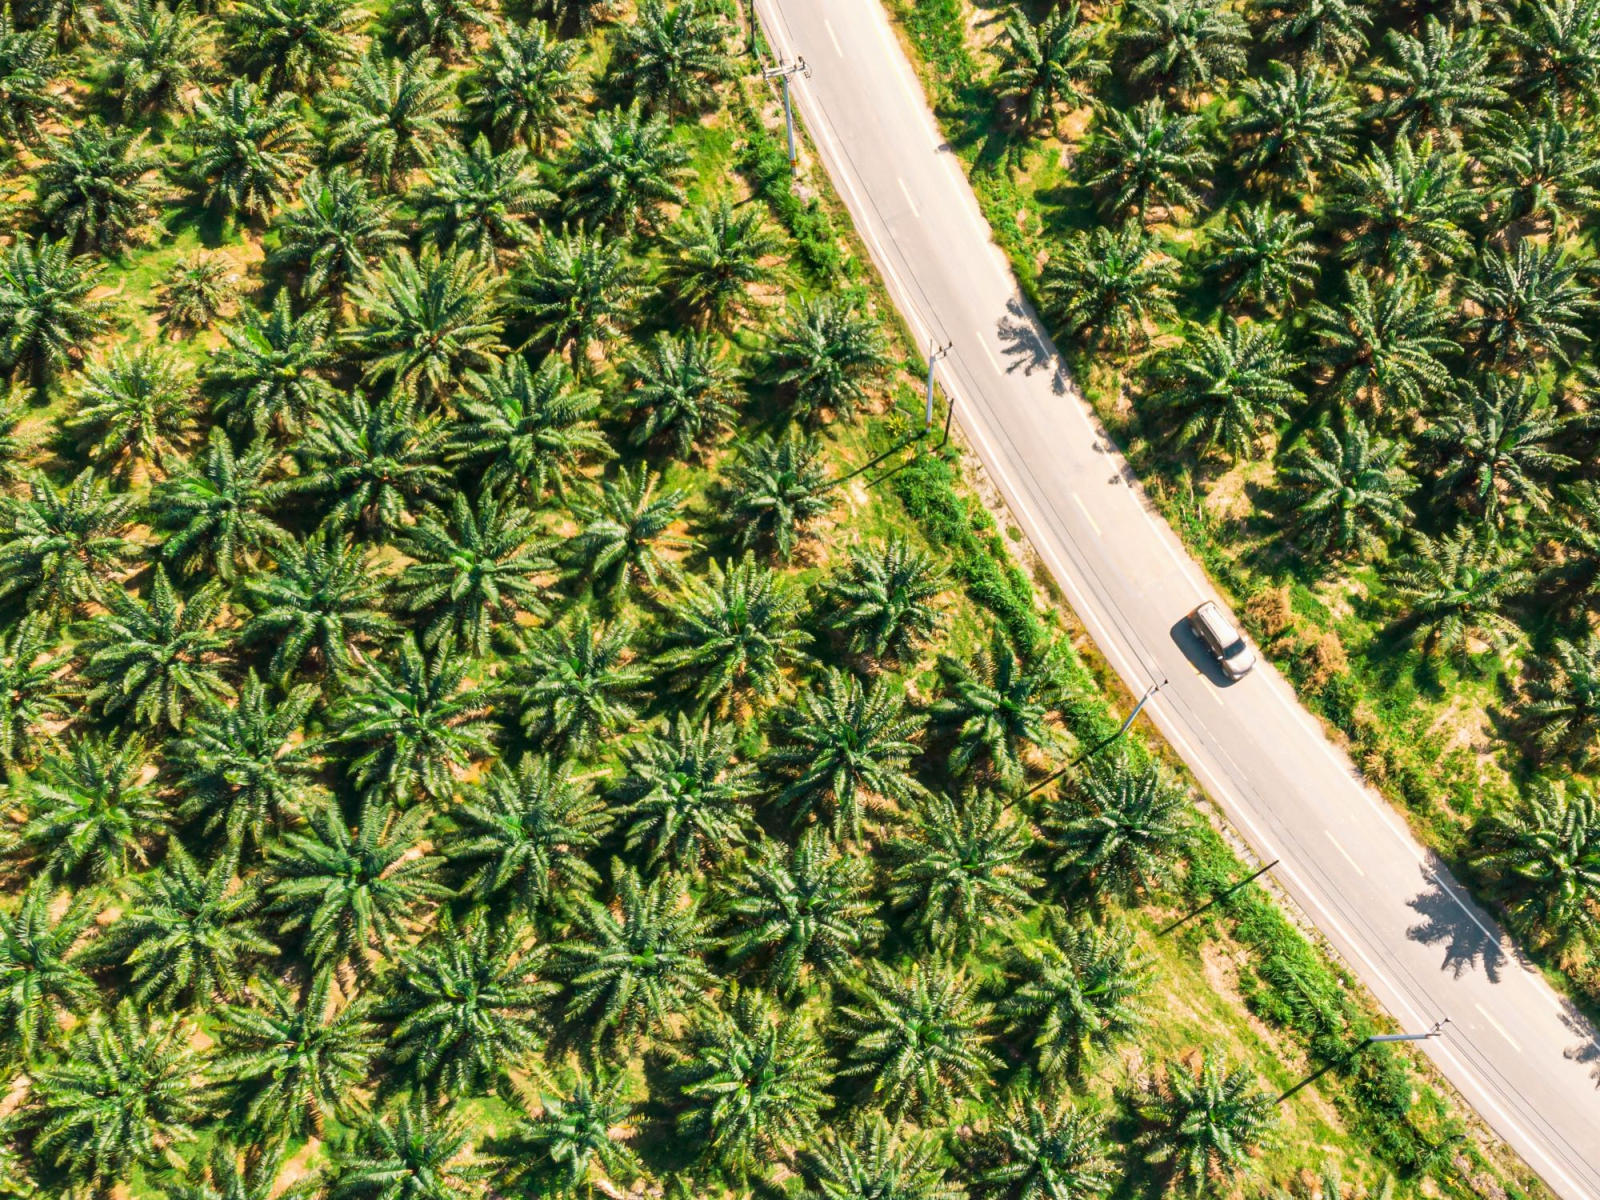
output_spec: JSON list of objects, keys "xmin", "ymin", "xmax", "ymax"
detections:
[{"xmin": 750, "ymin": 1, "xmax": 1600, "ymax": 1194}]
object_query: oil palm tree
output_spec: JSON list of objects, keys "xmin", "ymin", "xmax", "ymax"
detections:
[
  {"xmin": 151, "ymin": 428, "xmax": 288, "ymax": 580},
  {"xmin": 448, "ymin": 352, "xmax": 610, "ymax": 500},
  {"xmin": 1136, "ymin": 1050, "xmax": 1277, "ymax": 1193},
  {"xmin": 211, "ymin": 291, "xmax": 337, "ymax": 440},
  {"xmin": 325, "ymin": 48, "xmax": 459, "ymax": 190},
  {"xmin": 564, "ymin": 466, "xmax": 689, "ymax": 602},
  {"xmin": 186, "ymin": 79, "xmax": 310, "ymax": 216},
  {"xmin": 623, "ymin": 329, "xmax": 740, "ymax": 457},
  {"xmin": 1000, "ymin": 911, "xmax": 1148, "ymax": 1081},
  {"xmin": 1470, "ymin": 785, "xmax": 1600, "ymax": 945},
  {"xmin": 807, "ymin": 1114, "xmax": 965, "ymax": 1200},
  {"xmin": 34, "ymin": 121, "xmax": 161, "ymax": 252},
  {"xmin": 613, "ymin": 0, "xmax": 732, "ymax": 116},
  {"xmin": 826, "ymin": 537, "xmax": 946, "ymax": 661},
  {"xmin": 1538, "ymin": 481, "xmax": 1600, "ymax": 611},
  {"xmin": 994, "ymin": 3, "xmax": 1106, "ymax": 132},
  {"xmin": 887, "ymin": 790, "xmax": 1041, "ymax": 954},
  {"xmin": 291, "ymin": 390, "xmax": 450, "ymax": 535},
  {"xmin": 564, "ymin": 100, "xmax": 692, "ymax": 232},
  {"xmin": 386, "ymin": 910, "xmax": 555, "ymax": 1096},
  {"xmin": 769, "ymin": 668, "xmax": 924, "ymax": 841},
  {"xmin": 416, "ymin": 134, "xmax": 552, "ymax": 259},
  {"xmin": 1386, "ymin": 530, "xmax": 1530, "ymax": 664},
  {"xmin": 30, "ymin": 1000, "xmax": 212, "ymax": 1190},
  {"xmin": 1508, "ymin": 0, "xmax": 1600, "ymax": 109},
  {"xmin": 0, "ymin": 468, "xmax": 136, "ymax": 621},
  {"xmin": 67, "ymin": 345, "xmax": 196, "ymax": 481},
  {"xmin": 0, "ymin": 236, "xmax": 110, "ymax": 393},
  {"xmin": 0, "ymin": 882, "xmax": 96, "ymax": 1058},
  {"xmin": 1279, "ymin": 419, "xmax": 1413, "ymax": 559},
  {"xmin": 1327, "ymin": 136, "xmax": 1474, "ymax": 271},
  {"xmin": 171, "ymin": 671, "xmax": 321, "ymax": 849},
  {"xmin": 976, "ymin": 1095, "xmax": 1113, "ymax": 1200},
  {"xmin": 269, "ymin": 168, "xmax": 404, "ymax": 300},
  {"xmin": 659, "ymin": 197, "xmax": 785, "ymax": 328},
  {"xmin": 1426, "ymin": 377, "xmax": 1573, "ymax": 522},
  {"xmin": 557, "ymin": 859, "xmax": 714, "ymax": 1048},
  {"xmin": 657, "ymin": 553, "xmax": 811, "ymax": 711},
  {"xmin": 1085, "ymin": 98, "xmax": 1212, "ymax": 218},
  {"xmin": 1464, "ymin": 242, "xmax": 1595, "ymax": 366},
  {"xmin": 1231, "ymin": 63, "xmax": 1354, "ymax": 191},
  {"xmin": 772, "ymin": 296, "xmax": 893, "ymax": 423},
  {"xmin": 394, "ymin": 492, "xmax": 551, "ymax": 653},
  {"xmin": 1477, "ymin": 112, "xmax": 1600, "ymax": 234},
  {"xmin": 722, "ymin": 829, "xmax": 882, "ymax": 994},
  {"xmin": 443, "ymin": 753, "xmax": 611, "ymax": 913},
  {"xmin": 1306, "ymin": 270, "xmax": 1453, "ymax": 420},
  {"xmin": 0, "ymin": 11, "xmax": 58, "ymax": 142},
  {"xmin": 518, "ymin": 225, "xmax": 646, "ymax": 371},
  {"xmin": 0, "ymin": 615, "xmax": 70, "ymax": 763},
  {"xmin": 1160, "ymin": 318, "xmax": 1300, "ymax": 461},
  {"xmin": 319, "ymin": 1099, "xmax": 489, "ymax": 1200},
  {"xmin": 836, "ymin": 960, "xmax": 999, "ymax": 1119},
  {"xmin": 240, "ymin": 528, "xmax": 397, "ymax": 682},
  {"xmin": 330, "ymin": 635, "xmax": 497, "ymax": 803},
  {"xmin": 1249, "ymin": 0, "xmax": 1369, "ymax": 67},
  {"xmin": 229, "ymin": 0, "xmax": 362, "ymax": 94},
  {"xmin": 726, "ymin": 428, "xmax": 832, "ymax": 561},
  {"xmin": 389, "ymin": 0, "xmax": 493, "ymax": 61},
  {"xmin": 80, "ymin": 567, "xmax": 233, "ymax": 730},
  {"xmin": 92, "ymin": 841, "xmax": 274, "ymax": 1007},
  {"xmin": 537, "ymin": 0, "xmax": 615, "ymax": 34},
  {"xmin": 157, "ymin": 252, "xmax": 238, "ymax": 330},
  {"xmin": 1045, "ymin": 754, "xmax": 1191, "ymax": 903},
  {"xmin": 267, "ymin": 797, "xmax": 447, "ymax": 971},
  {"xmin": 931, "ymin": 630, "xmax": 1066, "ymax": 786},
  {"xmin": 1039, "ymin": 219, "xmax": 1177, "ymax": 349},
  {"xmin": 10, "ymin": 735, "xmax": 167, "ymax": 881},
  {"xmin": 614, "ymin": 714, "xmax": 759, "ymax": 871},
  {"xmin": 214, "ymin": 975, "xmax": 380, "ymax": 1140},
  {"xmin": 1205, "ymin": 203, "xmax": 1319, "ymax": 313},
  {"xmin": 467, "ymin": 21, "xmax": 582, "ymax": 152},
  {"xmin": 345, "ymin": 246, "xmax": 506, "ymax": 402},
  {"xmin": 500, "ymin": 1069, "xmax": 640, "ymax": 1195},
  {"xmin": 1363, "ymin": 18, "xmax": 1505, "ymax": 142},
  {"xmin": 97, "ymin": 0, "xmax": 207, "ymax": 119},
  {"xmin": 1523, "ymin": 633, "xmax": 1600, "ymax": 765},
  {"xmin": 165, "ymin": 1142, "xmax": 287, "ymax": 1200},
  {"xmin": 512, "ymin": 613, "xmax": 650, "ymax": 756},
  {"xmin": 1119, "ymin": 0, "xmax": 1248, "ymax": 95},
  {"xmin": 676, "ymin": 984, "xmax": 834, "ymax": 1175}
]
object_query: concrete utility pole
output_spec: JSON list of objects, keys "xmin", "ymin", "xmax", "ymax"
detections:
[
  {"xmin": 924, "ymin": 339, "xmax": 953, "ymax": 430},
  {"xmin": 1277, "ymin": 1020, "xmax": 1450, "ymax": 1103},
  {"xmin": 763, "ymin": 57, "xmax": 810, "ymax": 175},
  {"xmin": 1024, "ymin": 678, "xmax": 1167, "ymax": 798}
]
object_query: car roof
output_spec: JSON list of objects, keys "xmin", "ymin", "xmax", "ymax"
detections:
[{"xmin": 1195, "ymin": 601, "xmax": 1240, "ymax": 646}]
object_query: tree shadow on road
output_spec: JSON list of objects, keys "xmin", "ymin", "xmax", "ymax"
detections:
[
  {"xmin": 995, "ymin": 297, "xmax": 1072, "ymax": 397},
  {"xmin": 1561, "ymin": 1006, "xmax": 1600, "ymax": 1090},
  {"xmin": 1406, "ymin": 869, "xmax": 1507, "ymax": 983}
]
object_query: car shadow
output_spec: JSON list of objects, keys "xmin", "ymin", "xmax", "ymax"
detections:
[
  {"xmin": 1169, "ymin": 618, "xmax": 1238, "ymax": 688},
  {"xmin": 1405, "ymin": 865, "xmax": 1506, "ymax": 983}
]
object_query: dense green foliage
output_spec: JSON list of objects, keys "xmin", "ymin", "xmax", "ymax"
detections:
[
  {"xmin": 0, "ymin": 0, "xmax": 1510, "ymax": 1196},
  {"xmin": 902, "ymin": 0, "xmax": 1600, "ymax": 1003}
]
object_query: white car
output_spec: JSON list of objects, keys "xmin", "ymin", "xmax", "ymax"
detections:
[{"xmin": 1188, "ymin": 601, "xmax": 1256, "ymax": 680}]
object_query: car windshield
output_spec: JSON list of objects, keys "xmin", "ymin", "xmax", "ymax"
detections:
[{"xmin": 1223, "ymin": 638, "xmax": 1248, "ymax": 658}]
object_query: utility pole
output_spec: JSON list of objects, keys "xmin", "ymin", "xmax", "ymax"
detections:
[
  {"xmin": 763, "ymin": 57, "xmax": 810, "ymax": 176},
  {"xmin": 1024, "ymin": 678, "xmax": 1167, "ymax": 798},
  {"xmin": 1277, "ymin": 1020, "xmax": 1449, "ymax": 1104},
  {"xmin": 924, "ymin": 339, "xmax": 953, "ymax": 431}
]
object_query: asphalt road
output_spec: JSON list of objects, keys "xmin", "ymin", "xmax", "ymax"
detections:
[{"xmin": 749, "ymin": 0, "xmax": 1600, "ymax": 1193}]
